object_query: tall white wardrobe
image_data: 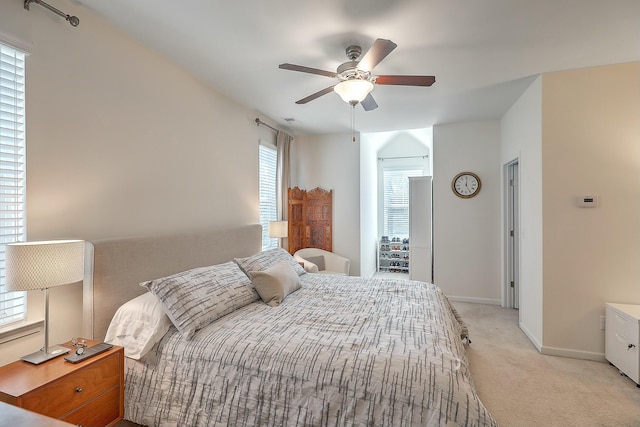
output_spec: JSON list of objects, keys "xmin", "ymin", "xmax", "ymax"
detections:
[{"xmin": 409, "ymin": 176, "xmax": 433, "ymax": 282}]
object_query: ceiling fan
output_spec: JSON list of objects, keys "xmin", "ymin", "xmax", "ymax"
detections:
[{"xmin": 279, "ymin": 38, "xmax": 435, "ymax": 111}]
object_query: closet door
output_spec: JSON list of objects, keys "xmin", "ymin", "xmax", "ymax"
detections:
[{"xmin": 409, "ymin": 176, "xmax": 432, "ymax": 282}]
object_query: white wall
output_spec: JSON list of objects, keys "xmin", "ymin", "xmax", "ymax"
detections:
[
  {"xmin": 292, "ymin": 133, "xmax": 361, "ymax": 275},
  {"xmin": 359, "ymin": 134, "xmax": 379, "ymax": 277},
  {"xmin": 540, "ymin": 62, "xmax": 640, "ymax": 359},
  {"xmin": 433, "ymin": 121, "xmax": 502, "ymax": 304},
  {"xmin": 501, "ymin": 76, "xmax": 544, "ymax": 350},
  {"xmin": 0, "ymin": 1, "xmax": 274, "ymax": 365},
  {"xmin": 501, "ymin": 62, "xmax": 640, "ymax": 360}
]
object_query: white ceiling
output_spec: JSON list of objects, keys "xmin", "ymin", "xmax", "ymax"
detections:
[{"xmin": 74, "ymin": 0, "xmax": 640, "ymax": 136}]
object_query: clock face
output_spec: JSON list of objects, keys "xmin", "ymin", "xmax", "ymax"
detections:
[{"xmin": 452, "ymin": 172, "xmax": 481, "ymax": 198}]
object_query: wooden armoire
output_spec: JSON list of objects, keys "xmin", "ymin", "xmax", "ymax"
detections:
[{"xmin": 288, "ymin": 187, "xmax": 332, "ymax": 254}]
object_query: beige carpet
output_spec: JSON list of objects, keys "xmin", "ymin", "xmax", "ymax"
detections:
[{"xmin": 453, "ymin": 302, "xmax": 640, "ymax": 427}]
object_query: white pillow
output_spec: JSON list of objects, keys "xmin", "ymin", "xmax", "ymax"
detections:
[{"xmin": 104, "ymin": 292, "xmax": 172, "ymax": 360}]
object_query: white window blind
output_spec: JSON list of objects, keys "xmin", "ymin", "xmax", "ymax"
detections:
[
  {"xmin": 259, "ymin": 143, "xmax": 277, "ymax": 250},
  {"xmin": 0, "ymin": 43, "xmax": 27, "ymax": 327},
  {"xmin": 383, "ymin": 169, "xmax": 422, "ymax": 238}
]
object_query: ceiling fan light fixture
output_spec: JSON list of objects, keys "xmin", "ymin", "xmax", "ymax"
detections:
[{"xmin": 334, "ymin": 79, "xmax": 374, "ymax": 104}]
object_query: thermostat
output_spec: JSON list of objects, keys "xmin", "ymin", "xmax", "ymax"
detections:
[{"xmin": 578, "ymin": 195, "xmax": 599, "ymax": 207}]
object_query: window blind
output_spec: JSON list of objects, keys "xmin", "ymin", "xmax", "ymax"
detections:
[
  {"xmin": 258, "ymin": 143, "xmax": 277, "ymax": 250},
  {"xmin": 383, "ymin": 169, "xmax": 422, "ymax": 238},
  {"xmin": 0, "ymin": 43, "xmax": 27, "ymax": 327}
]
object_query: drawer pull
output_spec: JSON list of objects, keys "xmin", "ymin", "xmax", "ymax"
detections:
[
  {"xmin": 75, "ymin": 387, "xmax": 83, "ymax": 393},
  {"xmin": 628, "ymin": 344, "xmax": 636, "ymax": 350}
]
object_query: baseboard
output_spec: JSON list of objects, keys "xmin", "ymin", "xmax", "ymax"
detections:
[
  {"xmin": 519, "ymin": 321, "xmax": 543, "ymax": 352},
  {"xmin": 518, "ymin": 322, "xmax": 605, "ymax": 362},
  {"xmin": 447, "ymin": 296, "xmax": 501, "ymax": 305},
  {"xmin": 541, "ymin": 345, "xmax": 606, "ymax": 362}
]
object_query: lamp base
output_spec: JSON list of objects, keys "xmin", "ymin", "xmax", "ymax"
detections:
[{"xmin": 21, "ymin": 345, "xmax": 69, "ymax": 365}]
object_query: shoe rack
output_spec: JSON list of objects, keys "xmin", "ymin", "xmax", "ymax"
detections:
[{"xmin": 378, "ymin": 236, "xmax": 409, "ymax": 273}]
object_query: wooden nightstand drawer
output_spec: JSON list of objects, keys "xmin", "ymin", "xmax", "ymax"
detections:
[
  {"xmin": 21, "ymin": 352, "xmax": 120, "ymax": 418},
  {"xmin": 61, "ymin": 385, "xmax": 121, "ymax": 426}
]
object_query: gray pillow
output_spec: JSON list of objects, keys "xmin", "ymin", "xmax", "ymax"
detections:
[
  {"xmin": 235, "ymin": 247, "xmax": 306, "ymax": 277},
  {"xmin": 248, "ymin": 260, "xmax": 301, "ymax": 306},
  {"xmin": 141, "ymin": 261, "xmax": 259, "ymax": 339},
  {"xmin": 304, "ymin": 255, "xmax": 325, "ymax": 271}
]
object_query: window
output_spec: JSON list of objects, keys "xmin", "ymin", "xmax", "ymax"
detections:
[
  {"xmin": 0, "ymin": 43, "xmax": 27, "ymax": 328},
  {"xmin": 382, "ymin": 168, "xmax": 423, "ymax": 238},
  {"xmin": 258, "ymin": 142, "xmax": 277, "ymax": 250}
]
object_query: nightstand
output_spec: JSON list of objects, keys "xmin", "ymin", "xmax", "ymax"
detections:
[
  {"xmin": 0, "ymin": 340, "xmax": 124, "ymax": 426},
  {"xmin": 605, "ymin": 303, "xmax": 640, "ymax": 387}
]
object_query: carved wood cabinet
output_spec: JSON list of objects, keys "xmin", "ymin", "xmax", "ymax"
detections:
[{"xmin": 288, "ymin": 187, "xmax": 332, "ymax": 254}]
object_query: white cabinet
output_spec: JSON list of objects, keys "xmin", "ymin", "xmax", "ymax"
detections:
[
  {"xmin": 605, "ymin": 303, "xmax": 640, "ymax": 386},
  {"xmin": 409, "ymin": 176, "xmax": 432, "ymax": 282}
]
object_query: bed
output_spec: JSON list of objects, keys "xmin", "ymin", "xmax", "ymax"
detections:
[{"xmin": 83, "ymin": 224, "xmax": 497, "ymax": 427}]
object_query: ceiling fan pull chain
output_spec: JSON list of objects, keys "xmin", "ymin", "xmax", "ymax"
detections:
[{"xmin": 351, "ymin": 104, "xmax": 356, "ymax": 143}]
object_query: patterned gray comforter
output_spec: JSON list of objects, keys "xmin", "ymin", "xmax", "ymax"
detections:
[{"xmin": 124, "ymin": 274, "xmax": 497, "ymax": 427}]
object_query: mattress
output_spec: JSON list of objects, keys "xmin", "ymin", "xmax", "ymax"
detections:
[{"xmin": 123, "ymin": 274, "xmax": 497, "ymax": 427}]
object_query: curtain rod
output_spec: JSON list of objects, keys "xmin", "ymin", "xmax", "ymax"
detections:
[
  {"xmin": 24, "ymin": 0, "xmax": 80, "ymax": 27},
  {"xmin": 255, "ymin": 118, "xmax": 278, "ymax": 133},
  {"xmin": 378, "ymin": 155, "xmax": 429, "ymax": 161}
]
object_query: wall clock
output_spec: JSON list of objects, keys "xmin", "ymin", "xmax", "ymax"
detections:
[{"xmin": 452, "ymin": 172, "xmax": 481, "ymax": 198}]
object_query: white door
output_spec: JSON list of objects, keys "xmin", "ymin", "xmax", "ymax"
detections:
[{"xmin": 409, "ymin": 176, "xmax": 433, "ymax": 282}]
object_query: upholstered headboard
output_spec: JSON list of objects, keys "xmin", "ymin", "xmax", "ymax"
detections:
[{"xmin": 83, "ymin": 224, "xmax": 262, "ymax": 341}]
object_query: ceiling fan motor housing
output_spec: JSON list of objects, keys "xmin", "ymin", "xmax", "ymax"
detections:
[
  {"xmin": 338, "ymin": 46, "xmax": 371, "ymax": 81},
  {"xmin": 337, "ymin": 61, "xmax": 363, "ymax": 76}
]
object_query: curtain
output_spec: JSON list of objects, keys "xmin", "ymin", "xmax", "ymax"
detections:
[{"xmin": 276, "ymin": 131, "xmax": 292, "ymax": 249}]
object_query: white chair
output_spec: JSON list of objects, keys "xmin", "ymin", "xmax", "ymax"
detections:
[{"xmin": 293, "ymin": 248, "xmax": 350, "ymax": 275}]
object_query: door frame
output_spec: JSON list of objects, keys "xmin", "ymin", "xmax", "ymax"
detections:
[{"xmin": 503, "ymin": 159, "xmax": 520, "ymax": 309}]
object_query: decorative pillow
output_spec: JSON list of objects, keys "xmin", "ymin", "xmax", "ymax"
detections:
[
  {"xmin": 104, "ymin": 292, "xmax": 172, "ymax": 360},
  {"xmin": 235, "ymin": 247, "xmax": 305, "ymax": 277},
  {"xmin": 141, "ymin": 261, "xmax": 259, "ymax": 339},
  {"xmin": 248, "ymin": 260, "xmax": 302, "ymax": 307},
  {"xmin": 304, "ymin": 255, "xmax": 325, "ymax": 271}
]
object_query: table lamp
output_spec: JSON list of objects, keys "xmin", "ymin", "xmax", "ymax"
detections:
[
  {"xmin": 5, "ymin": 240, "xmax": 85, "ymax": 364},
  {"xmin": 268, "ymin": 220, "xmax": 288, "ymax": 242}
]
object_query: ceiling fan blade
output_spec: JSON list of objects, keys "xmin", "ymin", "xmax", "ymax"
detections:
[
  {"xmin": 358, "ymin": 39, "xmax": 397, "ymax": 72},
  {"xmin": 295, "ymin": 85, "xmax": 336, "ymax": 104},
  {"xmin": 360, "ymin": 93, "xmax": 378, "ymax": 111},
  {"xmin": 279, "ymin": 63, "xmax": 337, "ymax": 78},
  {"xmin": 375, "ymin": 75, "xmax": 436, "ymax": 86}
]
